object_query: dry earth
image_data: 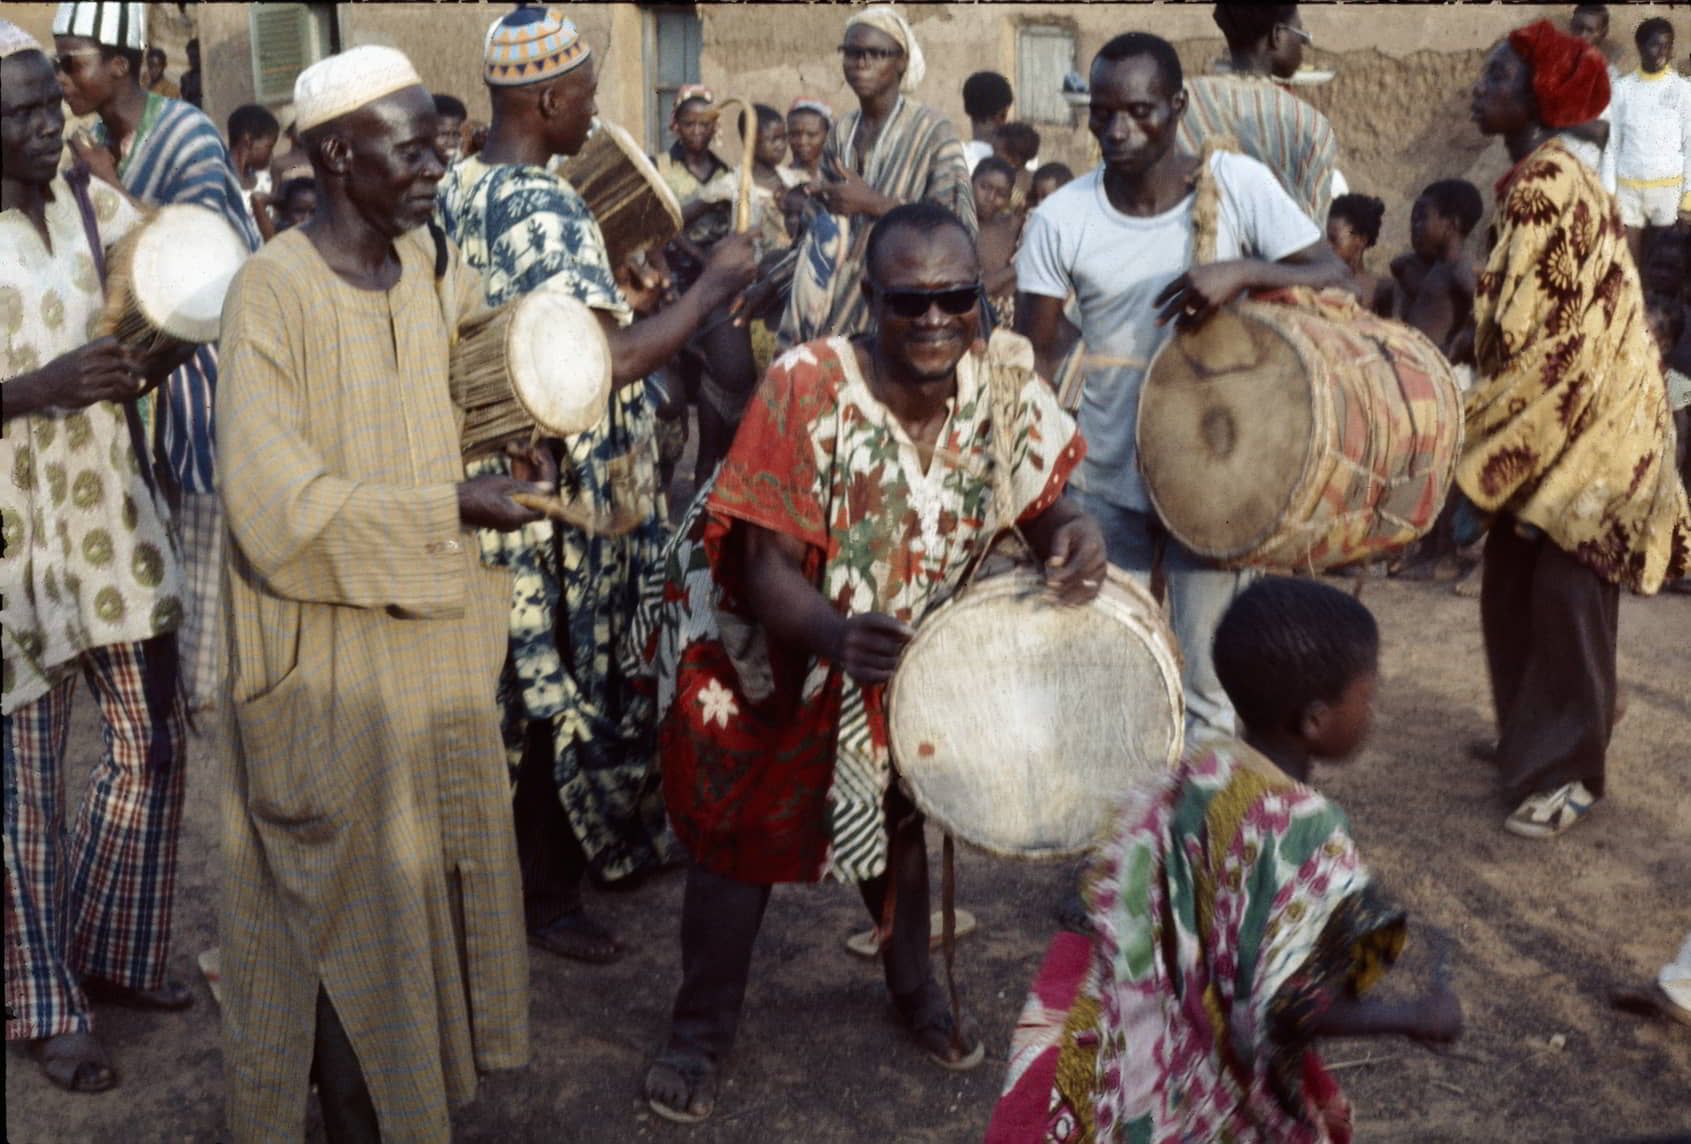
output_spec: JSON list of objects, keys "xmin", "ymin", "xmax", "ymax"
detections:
[{"xmin": 6, "ymin": 576, "xmax": 1689, "ymax": 1143}]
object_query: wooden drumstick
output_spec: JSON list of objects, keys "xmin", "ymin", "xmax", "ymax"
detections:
[{"xmin": 735, "ymin": 101, "xmax": 756, "ymax": 234}]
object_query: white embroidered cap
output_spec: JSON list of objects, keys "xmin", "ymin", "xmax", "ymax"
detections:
[
  {"xmin": 0, "ymin": 18, "xmax": 45, "ymax": 59},
  {"xmin": 293, "ymin": 45, "xmax": 423, "ymax": 133}
]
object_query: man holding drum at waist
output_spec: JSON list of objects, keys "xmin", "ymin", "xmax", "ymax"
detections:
[
  {"xmin": 3, "ymin": 21, "xmax": 192, "ymax": 1094},
  {"xmin": 1016, "ymin": 32, "xmax": 1346, "ymax": 742},
  {"xmin": 216, "ymin": 47, "xmax": 550, "ymax": 1139},
  {"xmin": 435, "ymin": 6, "xmax": 756, "ymax": 967},
  {"xmin": 638, "ymin": 202, "xmax": 1105, "ymax": 1123}
]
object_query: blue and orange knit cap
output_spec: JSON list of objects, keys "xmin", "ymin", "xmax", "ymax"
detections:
[{"xmin": 484, "ymin": 5, "xmax": 590, "ymax": 87}]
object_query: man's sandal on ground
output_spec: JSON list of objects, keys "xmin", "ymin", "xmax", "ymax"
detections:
[
  {"xmin": 30, "ymin": 1031, "xmax": 117, "ymax": 1093},
  {"xmin": 528, "ymin": 910, "xmax": 623, "ymax": 965},
  {"xmin": 1504, "ymin": 781, "xmax": 1597, "ymax": 838},
  {"xmin": 643, "ymin": 1052, "xmax": 719, "ymax": 1124},
  {"xmin": 1610, "ymin": 982, "xmax": 1691, "ymax": 1028},
  {"xmin": 845, "ymin": 909, "xmax": 978, "ymax": 959},
  {"xmin": 81, "ymin": 976, "xmax": 194, "ymax": 1011},
  {"xmin": 894, "ymin": 981, "xmax": 986, "ymax": 1071}
]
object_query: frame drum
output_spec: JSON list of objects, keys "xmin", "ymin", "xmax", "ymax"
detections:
[{"xmin": 887, "ymin": 566, "xmax": 1184, "ymax": 858}]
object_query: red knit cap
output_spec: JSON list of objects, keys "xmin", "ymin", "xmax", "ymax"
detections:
[{"xmin": 1506, "ymin": 19, "xmax": 1611, "ymax": 127}]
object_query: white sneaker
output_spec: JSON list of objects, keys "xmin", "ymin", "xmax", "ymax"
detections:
[{"xmin": 1504, "ymin": 781, "xmax": 1597, "ymax": 838}]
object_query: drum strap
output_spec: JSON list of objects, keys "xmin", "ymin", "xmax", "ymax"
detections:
[{"xmin": 66, "ymin": 164, "xmax": 159, "ymax": 504}]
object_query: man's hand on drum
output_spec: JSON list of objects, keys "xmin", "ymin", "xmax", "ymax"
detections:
[
  {"xmin": 136, "ymin": 340, "xmax": 197, "ymax": 394},
  {"xmin": 502, "ymin": 439, "xmax": 559, "ymax": 491},
  {"xmin": 3, "ymin": 337, "xmax": 144, "ymax": 420},
  {"xmin": 616, "ymin": 254, "xmax": 670, "ymax": 316},
  {"xmin": 1024, "ymin": 498, "xmax": 1108, "ymax": 606},
  {"xmin": 456, "ymin": 473, "xmax": 547, "ymax": 532},
  {"xmin": 1154, "ymin": 260, "xmax": 1257, "ymax": 331},
  {"xmin": 835, "ymin": 612, "xmax": 916, "ymax": 685}
]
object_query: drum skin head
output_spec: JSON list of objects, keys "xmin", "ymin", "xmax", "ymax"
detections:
[
  {"xmin": 131, "ymin": 204, "xmax": 250, "ymax": 342},
  {"xmin": 887, "ymin": 566, "xmax": 1184, "ymax": 859},
  {"xmin": 1138, "ymin": 306, "xmax": 1312, "ymax": 558},
  {"xmin": 598, "ymin": 120, "xmax": 683, "ymax": 232},
  {"xmin": 509, "ymin": 288, "xmax": 613, "ymax": 438}
]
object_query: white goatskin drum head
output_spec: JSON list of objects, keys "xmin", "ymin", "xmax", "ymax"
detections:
[
  {"xmin": 888, "ymin": 566, "xmax": 1184, "ymax": 858},
  {"xmin": 130, "ymin": 204, "xmax": 251, "ymax": 343},
  {"xmin": 508, "ymin": 288, "xmax": 613, "ymax": 438}
]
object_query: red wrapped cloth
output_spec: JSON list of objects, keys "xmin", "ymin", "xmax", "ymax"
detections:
[{"xmin": 1506, "ymin": 19, "xmax": 1611, "ymax": 127}]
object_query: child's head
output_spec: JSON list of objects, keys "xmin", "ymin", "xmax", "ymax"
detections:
[
  {"xmin": 1410, "ymin": 179, "xmax": 1482, "ymax": 259},
  {"xmin": 1569, "ymin": 4, "xmax": 1609, "ymax": 48},
  {"xmin": 993, "ymin": 121, "xmax": 1040, "ymax": 169},
  {"xmin": 227, "ymin": 104, "xmax": 280, "ymax": 169},
  {"xmin": 737, "ymin": 103, "xmax": 787, "ymax": 167},
  {"xmin": 786, "ymin": 100, "xmax": 831, "ymax": 168},
  {"xmin": 962, "ymin": 71, "xmax": 1013, "ymax": 128},
  {"xmin": 672, "ymin": 85, "xmax": 717, "ymax": 155},
  {"xmin": 1213, "ymin": 576, "xmax": 1381, "ymax": 759},
  {"xmin": 1030, "ymin": 162, "xmax": 1074, "ymax": 207},
  {"xmin": 971, "ymin": 156, "xmax": 1016, "ymax": 221},
  {"xmin": 276, "ymin": 176, "xmax": 318, "ymax": 230},
  {"xmin": 1635, "ymin": 17, "xmax": 1674, "ymax": 73},
  {"xmin": 433, "ymin": 93, "xmax": 467, "ymax": 161},
  {"xmin": 1326, "ymin": 193, "xmax": 1386, "ymax": 264}
]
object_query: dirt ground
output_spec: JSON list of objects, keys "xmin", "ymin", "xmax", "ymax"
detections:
[{"xmin": 5, "ymin": 572, "xmax": 1689, "ymax": 1143}]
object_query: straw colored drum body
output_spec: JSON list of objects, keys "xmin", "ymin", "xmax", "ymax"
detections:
[
  {"xmin": 887, "ymin": 566, "xmax": 1184, "ymax": 859},
  {"xmin": 449, "ymin": 286, "xmax": 612, "ymax": 457},
  {"xmin": 554, "ymin": 120, "xmax": 683, "ymax": 269},
  {"xmin": 1137, "ymin": 287, "xmax": 1462, "ymax": 570},
  {"xmin": 95, "ymin": 203, "xmax": 250, "ymax": 352}
]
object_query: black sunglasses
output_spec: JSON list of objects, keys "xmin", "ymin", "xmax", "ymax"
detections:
[
  {"xmin": 837, "ymin": 45, "xmax": 904, "ymax": 63},
  {"xmin": 871, "ymin": 282, "xmax": 982, "ymax": 319}
]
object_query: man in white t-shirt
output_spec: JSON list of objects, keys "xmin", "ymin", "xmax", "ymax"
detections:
[
  {"xmin": 1015, "ymin": 31, "xmax": 1345, "ymax": 740},
  {"xmin": 1601, "ymin": 16, "xmax": 1691, "ymax": 260}
]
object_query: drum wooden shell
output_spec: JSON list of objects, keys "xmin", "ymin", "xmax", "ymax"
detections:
[
  {"xmin": 555, "ymin": 120, "xmax": 683, "ymax": 269},
  {"xmin": 1138, "ymin": 288, "xmax": 1462, "ymax": 570},
  {"xmin": 450, "ymin": 287, "xmax": 611, "ymax": 457},
  {"xmin": 95, "ymin": 203, "xmax": 249, "ymax": 352},
  {"xmin": 887, "ymin": 566, "xmax": 1184, "ymax": 859}
]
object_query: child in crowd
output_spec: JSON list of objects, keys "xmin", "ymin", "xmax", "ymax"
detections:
[
  {"xmin": 1028, "ymin": 161, "xmax": 1074, "ymax": 210},
  {"xmin": 433, "ymin": 92, "xmax": 467, "ymax": 163},
  {"xmin": 782, "ymin": 98, "xmax": 831, "ymax": 184},
  {"xmin": 972, "ymin": 156, "xmax": 1021, "ymax": 325},
  {"xmin": 994, "ymin": 120, "xmax": 1041, "ymax": 210},
  {"xmin": 990, "ymin": 576, "xmax": 1463, "ymax": 1143},
  {"xmin": 1327, "ymin": 192, "xmax": 1395, "ymax": 316},
  {"xmin": 962, "ymin": 70, "xmax": 1014, "ymax": 172},
  {"xmin": 227, "ymin": 103, "xmax": 279, "ymax": 241},
  {"xmin": 271, "ymin": 176, "xmax": 317, "ymax": 235},
  {"xmin": 1392, "ymin": 178, "xmax": 1483, "ymax": 363}
]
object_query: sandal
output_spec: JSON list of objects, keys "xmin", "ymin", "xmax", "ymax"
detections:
[
  {"xmin": 528, "ymin": 910, "xmax": 623, "ymax": 965},
  {"xmin": 845, "ymin": 909, "xmax": 978, "ymax": 959},
  {"xmin": 81, "ymin": 976, "xmax": 194, "ymax": 1011},
  {"xmin": 643, "ymin": 1052, "xmax": 718, "ymax": 1124},
  {"xmin": 30, "ymin": 1031, "xmax": 117, "ymax": 1093},
  {"xmin": 1504, "ymin": 781, "xmax": 1597, "ymax": 838},
  {"xmin": 1610, "ymin": 982, "xmax": 1691, "ymax": 1029},
  {"xmin": 894, "ymin": 980, "xmax": 986, "ymax": 1072}
]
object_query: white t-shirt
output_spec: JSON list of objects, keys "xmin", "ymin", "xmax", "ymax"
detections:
[
  {"xmin": 963, "ymin": 139, "xmax": 993, "ymax": 174},
  {"xmin": 1015, "ymin": 151, "xmax": 1321, "ymax": 511}
]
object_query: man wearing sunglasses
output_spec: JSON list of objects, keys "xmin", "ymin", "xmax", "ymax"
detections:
[
  {"xmin": 642, "ymin": 202, "xmax": 1105, "ymax": 1123},
  {"xmin": 1017, "ymin": 32, "xmax": 1346, "ymax": 745}
]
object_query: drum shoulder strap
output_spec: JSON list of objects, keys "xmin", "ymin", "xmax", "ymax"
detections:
[
  {"xmin": 64, "ymin": 163, "xmax": 107, "ymax": 283},
  {"xmin": 1188, "ymin": 134, "xmax": 1238, "ymax": 268}
]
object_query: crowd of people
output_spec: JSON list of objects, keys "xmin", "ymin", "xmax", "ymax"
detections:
[{"xmin": 3, "ymin": 1, "xmax": 1688, "ymax": 1140}]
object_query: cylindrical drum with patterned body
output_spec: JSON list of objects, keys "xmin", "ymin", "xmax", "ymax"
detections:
[
  {"xmin": 1138, "ymin": 286, "xmax": 1463, "ymax": 570},
  {"xmin": 554, "ymin": 119, "xmax": 683, "ymax": 270},
  {"xmin": 887, "ymin": 566, "xmax": 1184, "ymax": 859}
]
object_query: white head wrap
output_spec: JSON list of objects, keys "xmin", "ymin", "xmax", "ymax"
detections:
[
  {"xmin": 0, "ymin": 19, "xmax": 45, "ymax": 60},
  {"xmin": 294, "ymin": 45, "xmax": 424, "ymax": 133},
  {"xmin": 844, "ymin": 5, "xmax": 925, "ymax": 93},
  {"xmin": 52, "ymin": 2, "xmax": 145, "ymax": 50}
]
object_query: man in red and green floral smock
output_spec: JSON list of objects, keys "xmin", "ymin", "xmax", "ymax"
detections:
[{"xmin": 636, "ymin": 201, "xmax": 1106, "ymax": 1124}]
